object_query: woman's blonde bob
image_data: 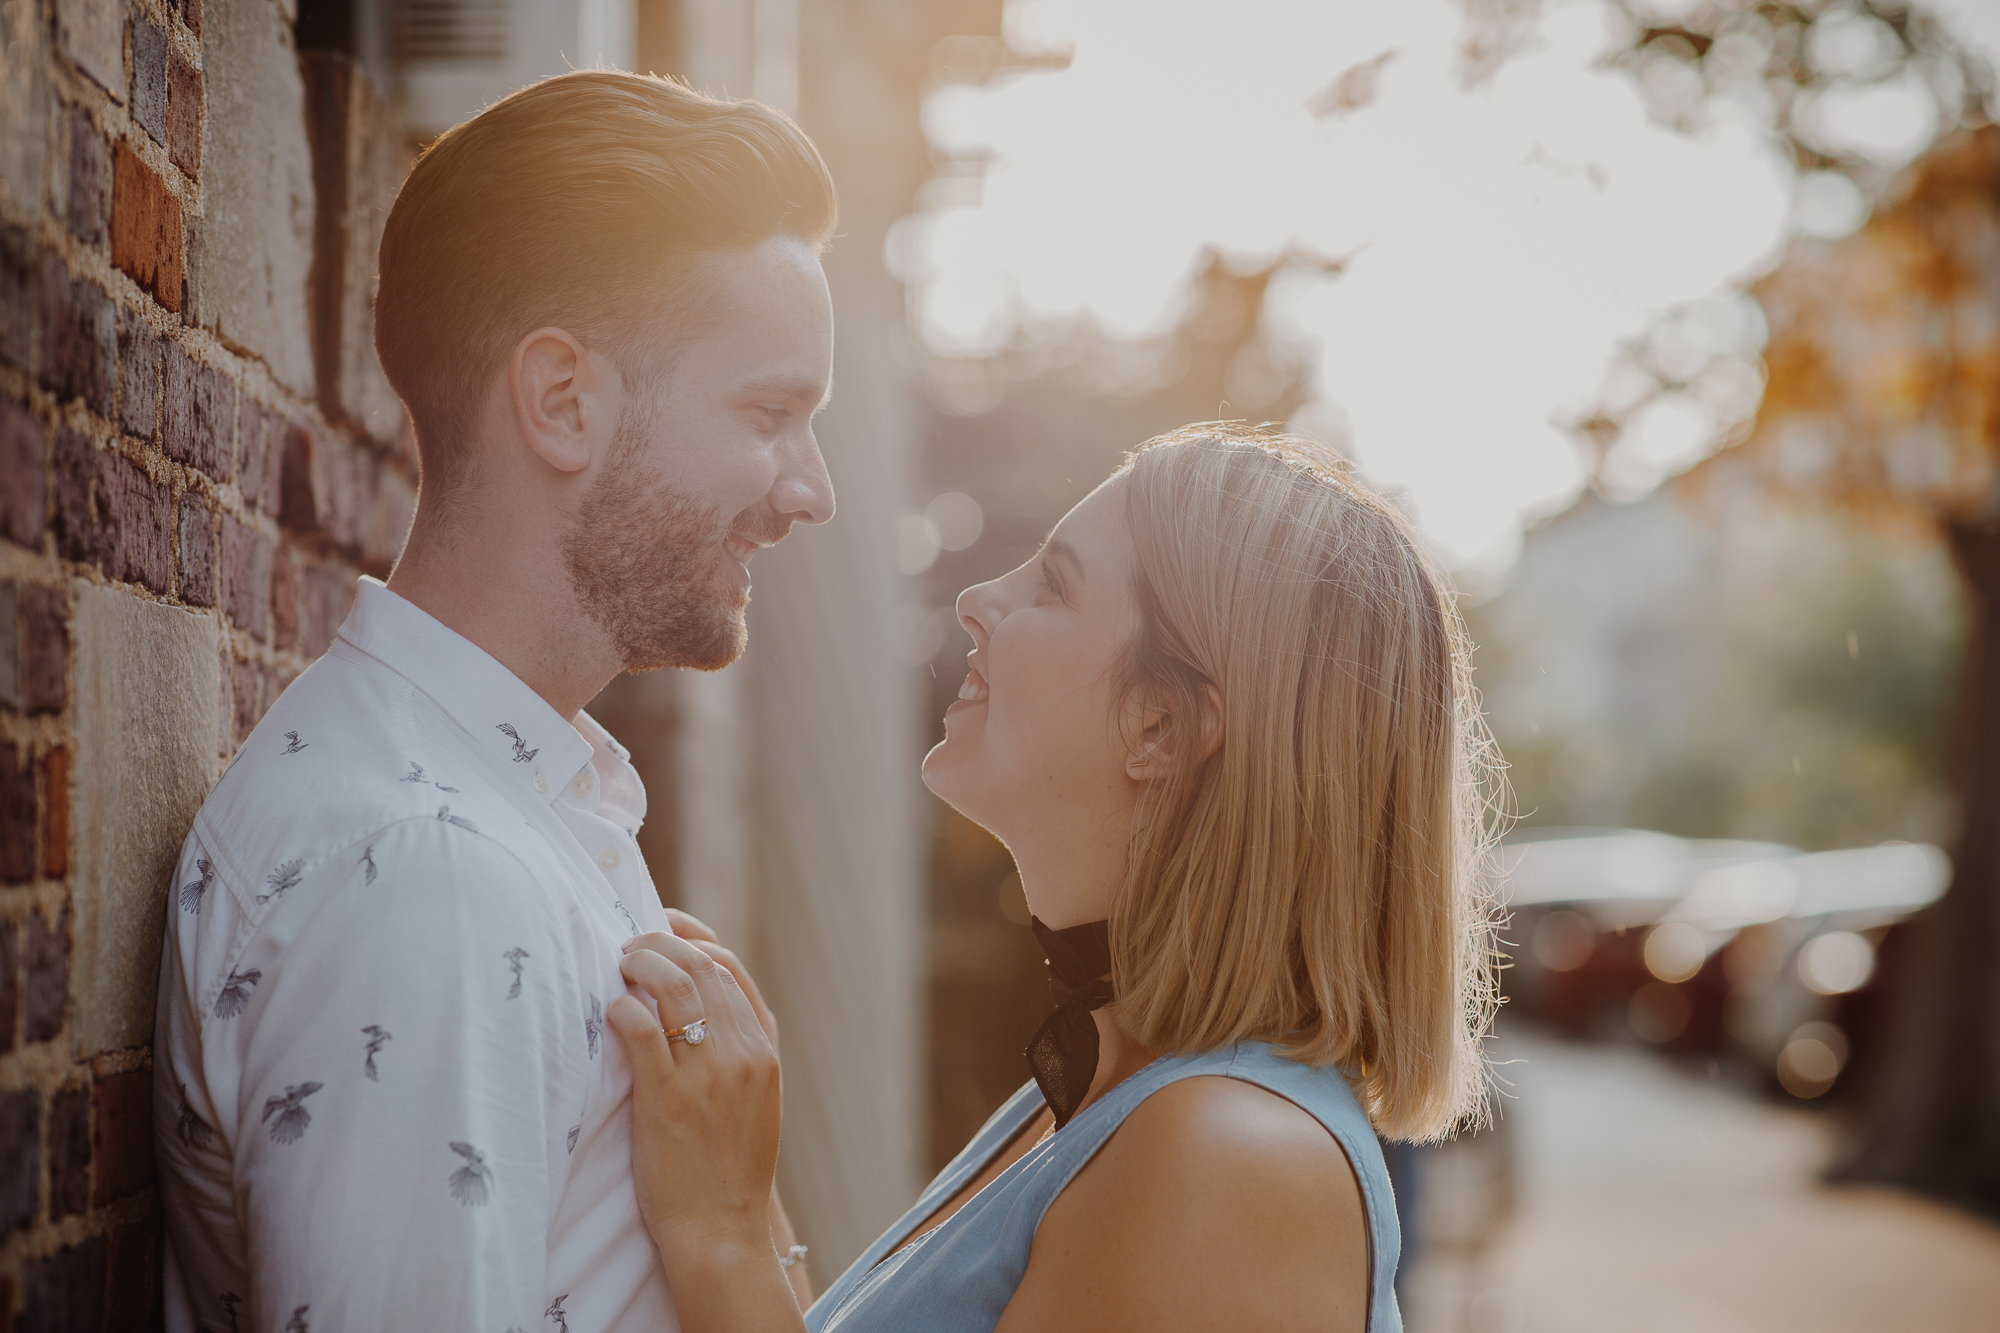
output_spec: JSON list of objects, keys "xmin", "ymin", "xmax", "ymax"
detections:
[{"xmin": 1108, "ymin": 424, "xmax": 1501, "ymax": 1143}]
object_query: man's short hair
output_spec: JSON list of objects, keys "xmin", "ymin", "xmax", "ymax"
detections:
[{"xmin": 375, "ymin": 71, "xmax": 838, "ymax": 493}]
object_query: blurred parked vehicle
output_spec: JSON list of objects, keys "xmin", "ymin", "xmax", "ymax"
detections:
[{"xmin": 1500, "ymin": 829, "xmax": 1949, "ymax": 1103}]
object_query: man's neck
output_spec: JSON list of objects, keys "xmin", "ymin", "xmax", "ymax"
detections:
[{"xmin": 386, "ymin": 510, "xmax": 624, "ymax": 720}]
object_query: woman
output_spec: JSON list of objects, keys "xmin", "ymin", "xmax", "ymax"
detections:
[{"xmin": 606, "ymin": 424, "xmax": 1499, "ymax": 1332}]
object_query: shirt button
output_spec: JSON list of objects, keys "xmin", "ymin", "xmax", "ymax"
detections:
[
  {"xmin": 598, "ymin": 849, "xmax": 621, "ymax": 871},
  {"xmin": 532, "ymin": 774, "xmax": 549, "ymax": 794},
  {"xmin": 572, "ymin": 772, "xmax": 594, "ymax": 797}
]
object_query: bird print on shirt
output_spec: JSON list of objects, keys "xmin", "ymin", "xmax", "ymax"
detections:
[
  {"xmin": 219, "ymin": 1292, "xmax": 243, "ymax": 1333},
  {"xmin": 285, "ymin": 1306, "xmax": 310, "ymax": 1333},
  {"xmin": 545, "ymin": 1297, "xmax": 570, "ymax": 1333},
  {"xmin": 567, "ymin": 1123, "xmax": 580, "ymax": 1154},
  {"xmin": 179, "ymin": 858, "xmax": 215, "ymax": 914},
  {"xmin": 361, "ymin": 845, "xmax": 377, "ymax": 885},
  {"xmin": 257, "ymin": 859, "xmax": 305, "ymax": 905},
  {"xmin": 585, "ymin": 994, "xmax": 603, "ymax": 1059},
  {"xmin": 448, "ymin": 1140, "xmax": 494, "ymax": 1205},
  {"xmin": 176, "ymin": 1080, "xmax": 214, "ymax": 1150},
  {"xmin": 504, "ymin": 947, "xmax": 529, "ymax": 999},
  {"xmin": 399, "ymin": 761, "xmax": 460, "ymax": 792},
  {"xmin": 362, "ymin": 1025, "xmax": 392, "ymax": 1081},
  {"xmin": 214, "ymin": 969, "xmax": 262, "ymax": 1019},
  {"xmin": 437, "ymin": 805, "xmax": 480, "ymax": 833},
  {"xmin": 263, "ymin": 1082, "xmax": 323, "ymax": 1144},
  {"xmin": 281, "ymin": 731, "xmax": 309, "ymax": 754},
  {"xmin": 497, "ymin": 723, "xmax": 539, "ymax": 764},
  {"xmin": 614, "ymin": 899, "xmax": 639, "ymax": 937}
]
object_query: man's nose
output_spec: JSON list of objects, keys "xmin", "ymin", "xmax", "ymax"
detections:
[{"xmin": 770, "ymin": 427, "xmax": 835, "ymax": 526}]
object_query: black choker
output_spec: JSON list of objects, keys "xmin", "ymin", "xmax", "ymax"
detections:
[{"xmin": 1025, "ymin": 917, "xmax": 1114, "ymax": 1129}]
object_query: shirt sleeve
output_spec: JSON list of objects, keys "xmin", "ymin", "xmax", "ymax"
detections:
[{"xmin": 226, "ymin": 815, "xmax": 586, "ymax": 1330}]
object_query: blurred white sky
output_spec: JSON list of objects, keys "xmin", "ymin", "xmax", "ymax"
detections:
[{"xmin": 907, "ymin": 0, "xmax": 2000, "ymax": 577}]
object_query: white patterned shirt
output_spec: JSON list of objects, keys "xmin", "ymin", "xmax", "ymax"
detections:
[{"xmin": 154, "ymin": 577, "xmax": 680, "ymax": 1333}]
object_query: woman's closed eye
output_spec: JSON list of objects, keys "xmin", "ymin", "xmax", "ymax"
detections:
[{"xmin": 1038, "ymin": 559, "xmax": 1068, "ymax": 603}]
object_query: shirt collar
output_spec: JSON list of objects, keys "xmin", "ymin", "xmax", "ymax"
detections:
[{"xmin": 336, "ymin": 578, "xmax": 595, "ymax": 803}]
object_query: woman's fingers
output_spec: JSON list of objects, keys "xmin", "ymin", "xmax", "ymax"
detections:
[
  {"xmin": 634, "ymin": 931, "xmax": 769, "ymax": 1058},
  {"xmin": 620, "ymin": 946, "xmax": 706, "ymax": 1040},
  {"xmin": 689, "ymin": 940, "xmax": 780, "ymax": 1049},
  {"xmin": 665, "ymin": 908, "xmax": 720, "ymax": 944},
  {"xmin": 607, "ymin": 994, "xmax": 678, "ymax": 1081}
]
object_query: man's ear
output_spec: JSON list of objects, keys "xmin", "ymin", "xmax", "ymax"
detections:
[
  {"xmin": 1123, "ymin": 681, "xmax": 1225, "ymax": 782},
  {"xmin": 507, "ymin": 327, "xmax": 609, "ymax": 475}
]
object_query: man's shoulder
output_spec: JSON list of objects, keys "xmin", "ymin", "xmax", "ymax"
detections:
[{"xmin": 192, "ymin": 646, "xmax": 539, "ymax": 903}]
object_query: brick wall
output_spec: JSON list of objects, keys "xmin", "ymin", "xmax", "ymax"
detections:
[{"xmin": 0, "ymin": 1, "xmax": 413, "ymax": 1324}]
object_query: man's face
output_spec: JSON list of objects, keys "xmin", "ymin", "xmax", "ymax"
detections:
[{"xmin": 562, "ymin": 236, "xmax": 836, "ymax": 672}]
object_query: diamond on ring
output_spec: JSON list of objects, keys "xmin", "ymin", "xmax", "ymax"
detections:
[{"xmin": 667, "ymin": 1018, "xmax": 708, "ymax": 1046}]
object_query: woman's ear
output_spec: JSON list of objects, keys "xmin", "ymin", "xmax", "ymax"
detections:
[
  {"xmin": 508, "ymin": 326, "xmax": 608, "ymax": 475},
  {"xmin": 1123, "ymin": 682, "xmax": 1225, "ymax": 781}
]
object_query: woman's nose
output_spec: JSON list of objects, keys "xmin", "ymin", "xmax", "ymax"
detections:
[{"xmin": 956, "ymin": 580, "xmax": 1001, "ymax": 651}]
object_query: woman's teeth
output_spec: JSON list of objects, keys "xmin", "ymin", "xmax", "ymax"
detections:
[{"xmin": 958, "ymin": 670, "xmax": 988, "ymax": 702}]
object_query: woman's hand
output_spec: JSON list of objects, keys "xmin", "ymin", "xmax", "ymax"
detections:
[{"xmin": 607, "ymin": 929, "xmax": 805, "ymax": 1333}]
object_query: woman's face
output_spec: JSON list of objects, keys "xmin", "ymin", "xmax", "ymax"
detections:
[{"xmin": 922, "ymin": 478, "xmax": 1143, "ymax": 924}]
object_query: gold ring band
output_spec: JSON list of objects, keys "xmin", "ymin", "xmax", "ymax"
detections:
[{"xmin": 665, "ymin": 1018, "xmax": 709, "ymax": 1046}]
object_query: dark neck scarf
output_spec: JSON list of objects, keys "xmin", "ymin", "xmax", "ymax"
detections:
[{"xmin": 1025, "ymin": 916, "xmax": 1115, "ymax": 1129}]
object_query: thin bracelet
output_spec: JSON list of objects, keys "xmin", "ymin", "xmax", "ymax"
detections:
[{"xmin": 780, "ymin": 1244, "xmax": 808, "ymax": 1270}]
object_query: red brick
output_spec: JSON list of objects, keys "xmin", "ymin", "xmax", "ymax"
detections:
[
  {"xmin": 303, "ymin": 566, "xmax": 353, "ymax": 657},
  {"xmin": 23, "ymin": 909, "xmax": 66, "ymax": 1041},
  {"xmin": 167, "ymin": 51, "xmax": 201, "ymax": 181},
  {"xmin": 177, "ymin": 0, "xmax": 200, "ymax": 37},
  {"xmin": 18, "ymin": 1234, "xmax": 106, "ymax": 1333},
  {"xmin": 280, "ymin": 422, "xmax": 321, "ymax": 536},
  {"xmin": 111, "ymin": 142, "xmax": 183, "ymax": 313},
  {"xmin": 131, "ymin": 17, "xmax": 167, "ymax": 146},
  {"xmin": 64, "ymin": 106, "xmax": 108, "ymax": 247},
  {"xmin": 47, "ymin": 1083, "xmax": 88, "ymax": 1220},
  {"xmin": 270, "ymin": 547, "xmax": 297, "ymax": 649},
  {"xmin": 118, "ymin": 311, "xmax": 163, "ymax": 438},
  {"xmin": 0, "ymin": 397, "xmax": 45, "ymax": 549},
  {"xmin": 0, "ymin": 922, "xmax": 16, "ymax": 1055},
  {"xmin": 105, "ymin": 1219, "xmax": 161, "ymax": 1331},
  {"xmin": 234, "ymin": 395, "xmax": 271, "ymax": 500},
  {"xmin": 54, "ymin": 432, "xmax": 172, "ymax": 592},
  {"xmin": 221, "ymin": 517, "xmax": 271, "ymax": 639},
  {"xmin": 20, "ymin": 583, "xmax": 69, "ymax": 714},
  {"xmin": 90, "ymin": 1069, "xmax": 153, "ymax": 1205},
  {"xmin": 228, "ymin": 658, "xmax": 263, "ymax": 744},
  {"xmin": 0, "ymin": 1089, "xmax": 38, "ymax": 1236},
  {"xmin": 39, "ymin": 748, "xmax": 67, "ymax": 879},
  {"xmin": 162, "ymin": 340, "xmax": 233, "ymax": 478},
  {"xmin": 177, "ymin": 493, "xmax": 215, "ymax": 607},
  {"xmin": 0, "ymin": 747, "xmax": 32, "ymax": 883},
  {"xmin": 38, "ymin": 257, "xmax": 115, "ymax": 415},
  {"xmin": 0, "ymin": 224, "xmax": 29, "ymax": 372}
]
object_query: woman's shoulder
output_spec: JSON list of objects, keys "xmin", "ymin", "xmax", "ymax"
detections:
[{"xmin": 996, "ymin": 1069, "xmax": 1369, "ymax": 1333}]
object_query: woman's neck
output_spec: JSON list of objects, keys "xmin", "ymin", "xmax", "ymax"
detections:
[{"xmin": 1073, "ymin": 1001, "xmax": 1160, "ymax": 1122}]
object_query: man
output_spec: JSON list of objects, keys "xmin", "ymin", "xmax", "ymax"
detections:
[{"xmin": 152, "ymin": 71, "xmax": 837, "ymax": 1330}]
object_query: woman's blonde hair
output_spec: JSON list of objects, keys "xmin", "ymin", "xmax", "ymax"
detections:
[{"xmin": 1109, "ymin": 424, "xmax": 1501, "ymax": 1142}]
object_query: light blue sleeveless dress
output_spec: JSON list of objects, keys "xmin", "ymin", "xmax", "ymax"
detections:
[{"xmin": 805, "ymin": 1042, "xmax": 1403, "ymax": 1332}]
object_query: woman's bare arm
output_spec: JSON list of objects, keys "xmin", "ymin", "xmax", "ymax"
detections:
[{"xmin": 995, "ymin": 1075, "xmax": 1370, "ymax": 1333}]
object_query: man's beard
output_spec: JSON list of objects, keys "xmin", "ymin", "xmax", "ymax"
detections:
[{"xmin": 560, "ymin": 410, "xmax": 756, "ymax": 674}]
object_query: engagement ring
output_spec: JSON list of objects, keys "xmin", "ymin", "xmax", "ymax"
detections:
[{"xmin": 665, "ymin": 1019, "xmax": 708, "ymax": 1046}]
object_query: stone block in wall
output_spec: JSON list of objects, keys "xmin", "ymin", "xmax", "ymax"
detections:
[
  {"xmin": 220, "ymin": 516, "xmax": 270, "ymax": 638},
  {"xmin": 0, "ymin": 0, "xmax": 49, "ymax": 220},
  {"xmin": 90, "ymin": 1069, "xmax": 152, "ymax": 1205},
  {"xmin": 300, "ymin": 565, "xmax": 351, "ymax": 657},
  {"xmin": 236, "ymin": 396, "xmax": 278, "ymax": 511},
  {"xmin": 0, "ymin": 223, "xmax": 29, "ymax": 371},
  {"xmin": 69, "ymin": 582, "xmax": 218, "ymax": 1056},
  {"xmin": 177, "ymin": 493, "xmax": 214, "ymax": 607},
  {"xmin": 131, "ymin": 16, "xmax": 166, "ymax": 146},
  {"xmin": 0, "ymin": 922, "xmax": 15, "ymax": 1052},
  {"xmin": 201, "ymin": 0, "xmax": 314, "ymax": 394},
  {"xmin": 19, "ymin": 583, "xmax": 71, "ymax": 714},
  {"xmin": 111, "ymin": 142, "xmax": 183, "ymax": 313},
  {"xmin": 117, "ymin": 310, "xmax": 162, "ymax": 439},
  {"xmin": 167, "ymin": 46, "xmax": 201, "ymax": 182},
  {"xmin": 0, "ymin": 397, "xmax": 44, "ymax": 548},
  {"xmin": 18, "ymin": 1235, "xmax": 106, "ymax": 1333},
  {"xmin": 55, "ymin": 0, "xmax": 123, "ymax": 100},
  {"xmin": 0, "ymin": 1089, "xmax": 38, "ymax": 1236},
  {"xmin": 40, "ymin": 748, "xmax": 66, "ymax": 879},
  {"xmin": 270, "ymin": 547, "xmax": 296, "ymax": 649},
  {"xmin": 38, "ymin": 257, "xmax": 114, "ymax": 416},
  {"xmin": 302, "ymin": 53, "xmax": 408, "ymax": 446},
  {"xmin": 47, "ymin": 1084, "xmax": 88, "ymax": 1219},
  {"xmin": 63, "ymin": 106, "xmax": 107, "ymax": 247},
  {"xmin": 52, "ymin": 431, "xmax": 172, "ymax": 593},
  {"xmin": 0, "ymin": 747, "xmax": 30, "ymax": 882},
  {"xmin": 162, "ymin": 340, "xmax": 233, "ymax": 478},
  {"xmin": 22, "ymin": 911, "xmax": 63, "ymax": 1040}
]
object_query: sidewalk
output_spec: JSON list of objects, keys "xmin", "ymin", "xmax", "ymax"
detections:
[{"xmin": 1406, "ymin": 1029, "xmax": 2000, "ymax": 1333}]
